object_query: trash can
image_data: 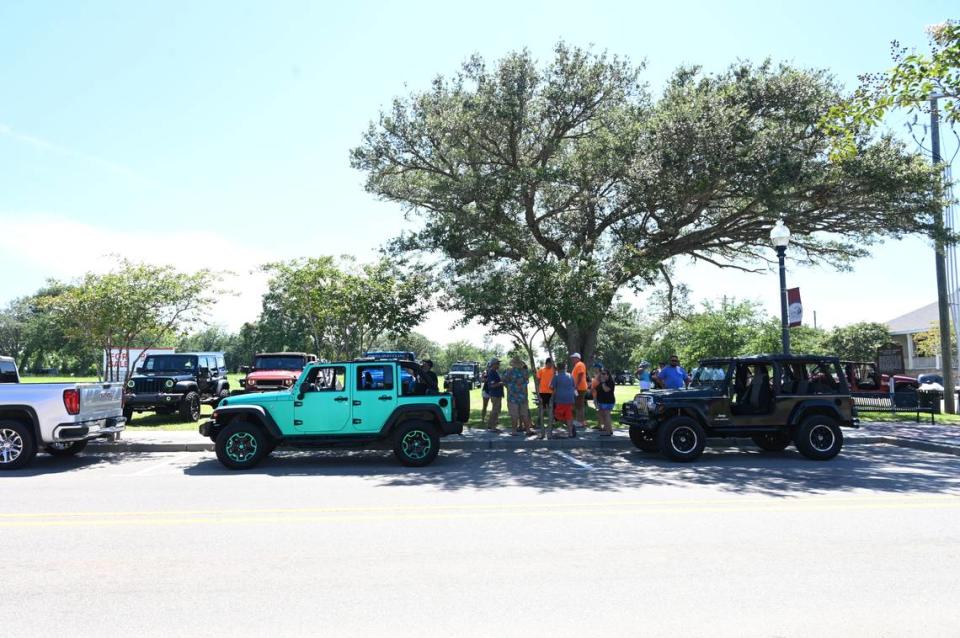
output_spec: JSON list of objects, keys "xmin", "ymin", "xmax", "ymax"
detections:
[{"xmin": 918, "ymin": 387, "xmax": 943, "ymax": 414}]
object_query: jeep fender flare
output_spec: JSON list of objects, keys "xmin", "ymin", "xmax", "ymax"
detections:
[
  {"xmin": 660, "ymin": 402, "xmax": 711, "ymax": 428},
  {"xmin": 788, "ymin": 400, "xmax": 844, "ymax": 428},
  {"xmin": 212, "ymin": 405, "xmax": 282, "ymax": 439},
  {"xmin": 0, "ymin": 404, "xmax": 41, "ymax": 443},
  {"xmin": 176, "ymin": 382, "xmax": 199, "ymax": 394},
  {"xmin": 382, "ymin": 405, "xmax": 446, "ymax": 437},
  {"xmin": 214, "ymin": 380, "xmax": 230, "ymax": 394}
]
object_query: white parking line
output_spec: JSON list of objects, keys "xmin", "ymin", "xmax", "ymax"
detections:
[
  {"xmin": 554, "ymin": 451, "xmax": 594, "ymax": 470},
  {"xmin": 124, "ymin": 455, "xmax": 183, "ymax": 477}
]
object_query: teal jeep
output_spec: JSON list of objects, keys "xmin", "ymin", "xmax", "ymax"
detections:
[{"xmin": 200, "ymin": 359, "xmax": 469, "ymax": 469}]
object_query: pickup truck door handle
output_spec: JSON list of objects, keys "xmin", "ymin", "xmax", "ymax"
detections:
[
  {"xmin": 379, "ymin": 395, "xmax": 392, "ymax": 401},
  {"xmin": 334, "ymin": 396, "xmax": 348, "ymax": 403},
  {"xmin": 294, "ymin": 401, "xmax": 303, "ymax": 407}
]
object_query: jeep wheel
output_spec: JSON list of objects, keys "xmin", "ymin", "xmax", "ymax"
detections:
[
  {"xmin": 629, "ymin": 427, "xmax": 660, "ymax": 452},
  {"xmin": 215, "ymin": 420, "xmax": 268, "ymax": 470},
  {"xmin": 45, "ymin": 440, "xmax": 89, "ymax": 457},
  {"xmin": 751, "ymin": 433, "xmax": 791, "ymax": 452},
  {"xmin": 656, "ymin": 416, "xmax": 706, "ymax": 462},
  {"xmin": 393, "ymin": 422, "xmax": 440, "ymax": 467},
  {"xmin": 179, "ymin": 391, "xmax": 201, "ymax": 422},
  {"xmin": 795, "ymin": 416, "xmax": 843, "ymax": 460},
  {"xmin": 0, "ymin": 420, "xmax": 37, "ymax": 470},
  {"xmin": 216, "ymin": 388, "xmax": 230, "ymax": 406}
]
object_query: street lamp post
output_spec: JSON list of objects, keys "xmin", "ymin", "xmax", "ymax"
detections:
[{"xmin": 770, "ymin": 220, "xmax": 791, "ymax": 355}]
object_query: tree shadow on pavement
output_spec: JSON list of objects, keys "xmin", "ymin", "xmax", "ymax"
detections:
[
  {"xmin": 180, "ymin": 444, "xmax": 960, "ymax": 498},
  {"xmin": 1, "ymin": 452, "xmax": 128, "ymax": 477}
]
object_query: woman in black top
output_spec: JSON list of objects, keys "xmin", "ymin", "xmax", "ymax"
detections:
[{"xmin": 595, "ymin": 369, "xmax": 617, "ymax": 435}]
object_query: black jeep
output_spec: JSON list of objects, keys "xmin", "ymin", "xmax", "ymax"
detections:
[
  {"xmin": 444, "ymin": 361, "xmax": 482, "ymax": 389},
  {"xmin": 620, "ymin": 354, "xmax": 857, "ymax": 462},
  {"xmin": 123, "ymin": 352, "xmax": 230, "ymax": 422}
]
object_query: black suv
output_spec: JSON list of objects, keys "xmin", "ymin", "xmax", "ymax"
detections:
[
  {"xmin": 0, "ymin": 356, "xmax": 18, "ymax": 383},
  {"xmin": 620, "ymin": 354, "xmax": 857, "ymax": 462},
  {"xmin": 123, "ymin": 352, "xmax": 229, "ymax": 422}
]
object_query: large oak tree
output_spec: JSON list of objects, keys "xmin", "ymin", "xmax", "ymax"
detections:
[{"xmin": 352, "ymin": 44, "xmax": 943, "ymax": 362}]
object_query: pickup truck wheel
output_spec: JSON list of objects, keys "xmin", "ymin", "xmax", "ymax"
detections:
[
  {"xmin": 656, "ymin": 416, "xmax": 706, "ymax": 462},
  {"xmin": 45, "ymin": 440, "xmax": 89, "ymax": 457},
  {"xmin": 795, "ymin": 416, "xmax": 843, "ymax": 460},
  {"xmin": 629, "ymin": 427, "xmax": 660, "ymax": 452},
  {"xmin": 179, "ymin": 392, "xmax": 201, "ymax": 422},
  {"xmin": 215, "ymin": 420, "xmax": 267, "ymax": 470},
  {"xmin": 393, "ymin": 422, "xmax": 440, "ymax": 467},
  {"xmin": 0, "ymin": 420, "xmax": 36, "ymax": 470},
  {"xmin": 751, "ymin": 433, "xmax": 791, "ymax": 452}
]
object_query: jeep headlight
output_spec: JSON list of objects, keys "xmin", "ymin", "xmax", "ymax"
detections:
[
  {"xmin": 164, "ymin": 379, "xmax": 175, "ymax": 389},
  {"xmin": 126, "ymin": 380, "xmax": 135, "ymax": 389}
]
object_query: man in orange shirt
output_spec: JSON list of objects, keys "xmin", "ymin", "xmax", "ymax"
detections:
[
  {"xmin": 535, "ymin": 357, "xmax": 556, "ymax": 436},
  {"xmin": 570, "ymin": 353, "xmax": 588, "ymax": 428}
]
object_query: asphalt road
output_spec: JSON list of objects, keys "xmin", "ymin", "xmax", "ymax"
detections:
[{"xmin": 5, "ymin": 444, "xmax": 960, "ymax": 637}]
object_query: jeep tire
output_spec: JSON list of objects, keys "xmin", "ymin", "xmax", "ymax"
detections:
[
  {"xmin": 629, "ymin": 428, "xmax": 660, "ymax": 452},
  {"xmin": 45, "ymin": 440, "xmax": 89, "ymax": 457},
  {"xmin": 215, "ymin": 420, "xmax": 268, "ymax": 470},
  {"xmin": 179, "ymin": 391, "xmax": 201, "ymax": 422},
  {"xmin": 450, "ymin": 381, "xmax": 471, "ymax": 424},
  {"xmin": 216, "ymin": 388, "xmax": 230, "ymax": 406},
  {"xmin": 795, "ymin": 415, "xmax": 843, "ymax": 460},
  {"xmin": 0, "ymin": 419, "xmax": 37, "ymax": 470},
  {"xmin": 393, "ymin": 421, "xmax": 440, "ymax": 467},
  {"xmin": 751, "ymin": 432, "xmax": 791, "ymax": 452},
  {"xmin": 657, "ymin": 416, "xmax": 706, "ymax": 462}
]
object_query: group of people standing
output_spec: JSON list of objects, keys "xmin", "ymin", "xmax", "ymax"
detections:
[{"xmin": 479, "ymin": 353, "xmax": 619, "ymax": 439}]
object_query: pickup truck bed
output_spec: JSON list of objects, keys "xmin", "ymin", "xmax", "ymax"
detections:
[{"xmin": 0, "ymin": 381, "xmax": 126, "ymax": 469}]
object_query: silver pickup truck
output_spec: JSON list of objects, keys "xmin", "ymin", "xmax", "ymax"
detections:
[{"xmin": 0, "ymin": 377, "xmax": 126, "ymax": 470}]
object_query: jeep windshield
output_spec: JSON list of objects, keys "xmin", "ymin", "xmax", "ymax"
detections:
[
  {"xmin": 450, "ymin": 364, "xmax": 474, "ymax": 373},
  {"xmin": 690, "ymin": 365, "xmax": 728, "ymax": 390},
  {"xmin": 254, "ymin": 355, "xmax": 305, "ymax": 370},
  {"xmin": 142, "ymin": 355, "xmax": 197, "ymax": 373}
]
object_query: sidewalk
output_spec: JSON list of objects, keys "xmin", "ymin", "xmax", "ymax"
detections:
[{"xmin": 89, "ymin": 420, "xmax": 960, "ymax": 455}]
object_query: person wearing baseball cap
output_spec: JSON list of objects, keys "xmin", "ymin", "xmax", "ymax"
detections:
[{"xmin": 570, "ymin": 353, "xmax": 588, "ymax": 428}]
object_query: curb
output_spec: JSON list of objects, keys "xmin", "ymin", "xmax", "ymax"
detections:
[{"xmin": 88, "ymin": 434, "xmax": 960, "ymax": 456}]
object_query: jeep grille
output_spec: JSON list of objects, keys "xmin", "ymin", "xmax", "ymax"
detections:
[{"xmin": 132, "ymin": 378, "xmax": 167, "ymax": 393}]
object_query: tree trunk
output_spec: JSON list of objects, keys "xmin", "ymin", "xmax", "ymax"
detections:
[{"xmin": 563, "ymin": 322, "xmax": 600, "ymax": 367}]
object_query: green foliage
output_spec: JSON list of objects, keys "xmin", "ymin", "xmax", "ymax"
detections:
[
  {"xmin": 261, "ymin": 257, "xmax": 432, "ymax": 360},
  {"xmin": 913, "ymin": 321, "xmax": 957, "ymax": 357},
  {"xmin": 825, "ymin": 21, "xmax": 960, "ymax": 159},
  {"xmin": 37, "ymin": 259, "xmax": 222, "ymax": 380},
  {"xmin": 595, "ymin": 302, "xmax": 646, "ymax": 372},
  {"xmin": 822, "ymin": 322, "xmax": 892, "ymax": 362},
  {"xmin": 353, "ymin": 43, "xmax": 942, "ymax": 362}
]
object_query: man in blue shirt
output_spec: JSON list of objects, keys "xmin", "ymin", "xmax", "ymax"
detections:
[{"xmin": 658, "ymin": 355, "xmax": 690, "ymax": 390}]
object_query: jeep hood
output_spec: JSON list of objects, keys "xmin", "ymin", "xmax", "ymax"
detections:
[
  {"xmin": 221, "ymin": 391, "xmax": 291, "ymax": 406},
  {"xmin": 649, "ymin": 387, "xmax": 721, "ymax": 400},
  {"xmin": 132, "ymin": 373, "xmax": 194, "ymax": 382}
]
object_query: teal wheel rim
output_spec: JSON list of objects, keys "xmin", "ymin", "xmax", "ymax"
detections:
[
  {"xmin": 225, "ymin": 432, "xmax": 258, "ymax": 463},
  {"xmin": 401, "ymin": 430, "xmax": 432, "ymax": 461}
]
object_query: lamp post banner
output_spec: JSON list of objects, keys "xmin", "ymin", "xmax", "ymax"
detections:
[{"xmin": 787, "ymin": 288, "xmax": 802, "ymax": 327}]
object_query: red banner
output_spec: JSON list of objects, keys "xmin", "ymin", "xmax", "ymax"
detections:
[{"xmin": 787, "ymin": 288, "xmax": 802, "ymax": 327}]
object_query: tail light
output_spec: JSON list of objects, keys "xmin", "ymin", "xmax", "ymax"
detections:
[{"xmin": 63, "ymin": 389, "xmax": 81, "ymax": 415}]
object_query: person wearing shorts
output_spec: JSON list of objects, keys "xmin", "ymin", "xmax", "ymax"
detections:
[
  {"xmin": 594, "ymin": 368, "xmax": 617, "ymax": 436},
  {"xmin": 502, "ymin": 357, "xmax": 535, "ymax": 436},
  {"xmin": 484, "ymin": 359, "xmax": 504, "ymax": 432},
  {"xmin": 570, "ymin": 353, "xmax": 588, "ymax": 428},
  {"xmin": 550, "ymin": 362, "xmax": 577, "ymax": 438},
  {"xmin": 536, "ymin": 358, "xmax": 556, "ymax": 435}
]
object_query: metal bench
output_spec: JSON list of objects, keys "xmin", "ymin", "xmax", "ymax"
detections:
[{"xmin": 852, "ymin": 391, "xmax": 936, "ymax": 424}]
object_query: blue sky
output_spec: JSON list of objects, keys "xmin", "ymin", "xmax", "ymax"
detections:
[{"xmin": 0, "ymin": 0, "xmax": 956, "ymax": 342}]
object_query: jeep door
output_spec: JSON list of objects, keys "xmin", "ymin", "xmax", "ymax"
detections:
[
  {"xmin": 294, "ymin": 365, "xmax": 350, "ymax": 433},
  {"xmin": 352, "ymin": 363, "xmax": 397, "ymax": 432},
  {"xmin": 197, "ymin": 356, "xmax": 215, "ymax": 395}
]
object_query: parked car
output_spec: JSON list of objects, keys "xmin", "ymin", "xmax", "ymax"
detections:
[
  {"xmin": 444, "ymin": 361, "xmax": 482, "ymax": 389},
  {"xmin": 620, "ymin": 354, "xmax": 857, "ymax": 462},
  {"xmin": 0, "ymin": 379, "xmax": 125, "ymax": 469},
  {"xmin": 0, "ymin": 356, "xmax": 19, "ymax": 383},
  {"xmin": 239, "ymin": 352, "xmax": 318, "ymax": 393},
  {"xmin": 614, "ymin": 370, "xmax": 634, "ymax": 385},
  {"xmin": 200, "ymin": 358, "xmax": 468, "ymax": 469},
  {"xmin": 842, "ymin": 361, "xmax": 918, "ymax": 393},
  {"xmin": 123, "ymin": 352, "xmax": 229, "ymax": 422}
]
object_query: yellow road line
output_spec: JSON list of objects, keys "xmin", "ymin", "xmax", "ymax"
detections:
[{"xmin": 2, "ymin": 498, "xmax": 959, "ymax": 528}]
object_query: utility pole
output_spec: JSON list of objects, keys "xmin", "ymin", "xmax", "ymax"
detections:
[{"xmin": 931, "ymin": 97, "xmax": 956, "ymax": 413}]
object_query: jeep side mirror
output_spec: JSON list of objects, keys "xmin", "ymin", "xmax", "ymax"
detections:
[{"xmin": 240, "ymin": 365, "xmax": 250, "ymax": 374}]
